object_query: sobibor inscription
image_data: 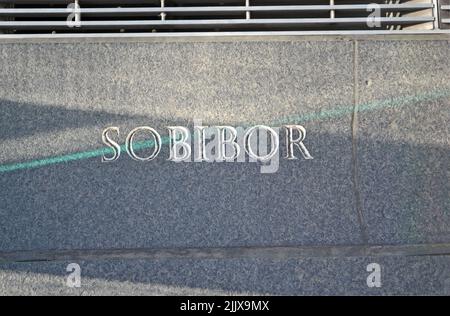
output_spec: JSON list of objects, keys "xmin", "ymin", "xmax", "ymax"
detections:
[{"xmin": 102, "ymin": 123, "xmax": 313, "ymax": 174}]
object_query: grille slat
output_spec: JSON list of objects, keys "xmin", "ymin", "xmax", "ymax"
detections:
[
  {"xmin": 0, "ymin": 17, "xmax": 436, "ymax": 29},
  {"xmin": 0, "ymin": 0, "xmax": 443, "ymax": 34},
  {"xmin": 442, "ymin": 2, "xmax": 450, "ymax": 27},
  {"xmin": 0, "ymin": 4, "xmax": 436, "ymax": 16}
]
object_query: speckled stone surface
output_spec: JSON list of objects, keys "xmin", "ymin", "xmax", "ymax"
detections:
[
  {"xmin": 356, "ymin": 41, "xmax": 450, "ymax": 244},
  {"xmin": 0, "ymin": 41, "xmax": 360, "ymax": 251},
  {"xmin": 1, "ymin": 256, "xmax": 450, "ymax": 296},
  {"xmin": 1, "ymin": 38, "xmax": 450, "ymax": 295}
]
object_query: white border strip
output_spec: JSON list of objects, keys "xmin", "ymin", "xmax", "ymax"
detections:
[{"xmin": 0, "ymin": 29, "xmax": 450, "ymax": 40}]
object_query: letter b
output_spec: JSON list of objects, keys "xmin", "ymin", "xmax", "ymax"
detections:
[{"xmin": 167, "ymin": 126, "xmax": 191, "ymax": 162}]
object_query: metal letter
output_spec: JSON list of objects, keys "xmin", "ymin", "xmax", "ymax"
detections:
[
  {"xmin": 284, "ymin": 125, "xmax": 313, "ymax": 160},
  {"xmin": 126, "ymin": 127, "xmax": 161, "ymax": 161}
]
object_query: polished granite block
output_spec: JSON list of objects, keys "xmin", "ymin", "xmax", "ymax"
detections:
[
  {"xmin": 0, "ymin": 40, "xmax": 361, "ymax": 251},
  {"xmin": 356, "ymin": 41, "xmax": 450, "ymax": 244},
  {"xmin": 1, "ymin": 256, "xmax": 449, "ymax": 296},
  {"xmin": 1, "ymin": 39, "xmax": 449, "ymax": 297}
]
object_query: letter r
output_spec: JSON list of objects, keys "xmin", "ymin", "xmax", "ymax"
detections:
[{"xmin": 284, "ymin": 125, "xmax": 313, "ymax": 160}]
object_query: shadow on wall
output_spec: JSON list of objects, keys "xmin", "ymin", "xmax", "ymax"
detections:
[
  {"xmin": 0, "ymin": 99, "xmax": 154, "ymax": 141},
  {"xmin": 0, "ymin": 97, "xmax": 449, "ymax": 295},
  {"xmin": 0, "ymin": 256, "xmax": 449, "ymax": 295}
]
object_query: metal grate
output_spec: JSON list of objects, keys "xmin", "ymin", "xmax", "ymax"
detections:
[
  {"xmin": 441, "ymin": 0, "xmax": 450, "ymax": 28},
  {"xmin": 0, "ymin": 0, "xmax": 444, "ymax": 34}
]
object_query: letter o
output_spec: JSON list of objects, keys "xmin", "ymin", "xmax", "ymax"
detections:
[
  {"xmin": 244, "ymin": 125, "xmax": 279, "ymax": 162},
  {"xmin": 126, "ymin": 127, "xmax": 162, "ymax": 161}
]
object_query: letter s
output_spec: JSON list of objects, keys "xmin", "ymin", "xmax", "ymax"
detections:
[{"xmin": 102, "ymin": 127, "xmax": 121, "ymax": 162}]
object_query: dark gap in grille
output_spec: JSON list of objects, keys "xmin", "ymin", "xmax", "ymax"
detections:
[
  {"xmin": 0, "ymin": 0, "xmax": 441, "ymax": 34},
  {"xmin": 441, "ymin": 0, "xmax": 450, "ymax": 28}
]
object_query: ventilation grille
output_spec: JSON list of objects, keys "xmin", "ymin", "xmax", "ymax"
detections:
[
  {"xmin": 441, "ymin": 0, "xmax": 450, "ymax": 28},
  {"xmin": 0, "ymin": 0, "xmax": 441, "ymax": 34}
]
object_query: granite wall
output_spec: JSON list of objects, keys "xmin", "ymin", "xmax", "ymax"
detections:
[{"xmin": 0, "ymin": 37, "xmax": 449, "ymax": 295}]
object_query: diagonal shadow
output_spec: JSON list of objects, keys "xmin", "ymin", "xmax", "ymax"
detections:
[
  {"xmin": 0, "ymin": 98, "xmax": 152, "ymax": 141},
  {"xmin": 0, "ymin": 130, "xmax": 449, "ymax": 295}
]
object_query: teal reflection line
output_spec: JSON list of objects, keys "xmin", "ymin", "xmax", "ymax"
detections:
[
  {"xmin": 0, "ymin": 137, "xmax": 171, "ymax": 174},
  {"xmin": 0, "ymin": 89, "xmax": 449, "ymax": 174},
  {"xmin": 270, "ymin": 89, "xmax": 450, "ymax": 126}
]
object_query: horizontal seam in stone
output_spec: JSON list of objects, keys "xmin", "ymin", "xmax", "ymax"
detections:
[{"xmin": 2, "ymin": 243, "xmax": 450, "ymax": 263}]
